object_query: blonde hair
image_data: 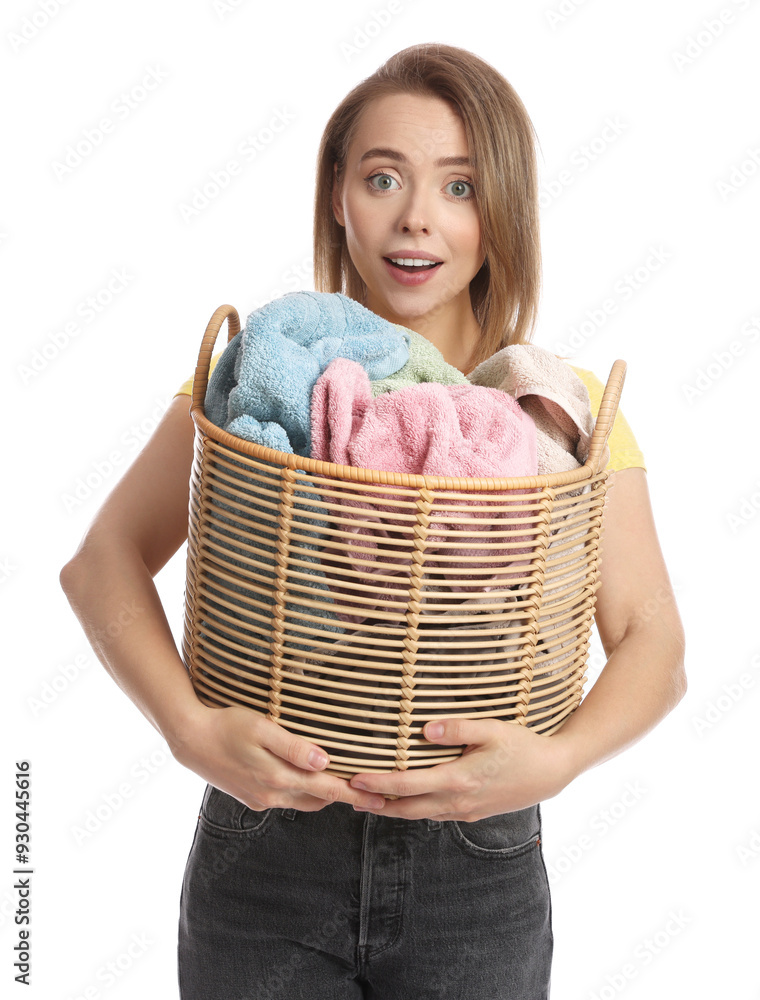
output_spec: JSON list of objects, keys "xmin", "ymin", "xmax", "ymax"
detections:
[{"xmin": 313, "ymin": 42, "xmax": 542, "ymax": 369}]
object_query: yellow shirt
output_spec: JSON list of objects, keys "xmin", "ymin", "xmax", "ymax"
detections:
[{"xmin": 174, "ymin": 355, "xmax": 645, "ymax": 474}]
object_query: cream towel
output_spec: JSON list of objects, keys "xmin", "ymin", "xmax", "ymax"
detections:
[{"xmin": 467, "ymin": 343, "xmax": 609, "ymax": 475}]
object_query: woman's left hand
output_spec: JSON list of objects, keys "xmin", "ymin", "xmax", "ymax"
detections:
[{"xmin": 349, "ymin": 718, "xmax": 576, "ymax": 821}]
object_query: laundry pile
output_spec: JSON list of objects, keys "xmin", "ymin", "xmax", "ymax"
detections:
[{"xmin": 200, "ymin": 291, "xmax": 604, "ymax": 731}]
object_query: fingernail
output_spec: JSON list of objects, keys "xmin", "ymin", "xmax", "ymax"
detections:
[
  {"xmin": 353, "ymin": 780, "xmax": 368, "ymax": 790},
  {"xmin": 309, "ymin": 750, "xmax": 328, "ymax": 769},
  {"xmin": 354, "ymin": 798, "xmax": 384, "ymax": 812}
]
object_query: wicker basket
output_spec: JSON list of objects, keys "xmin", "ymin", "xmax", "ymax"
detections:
[{"xmin": 182, "ymin": 304, "xmax": 626, "ymax": 781}]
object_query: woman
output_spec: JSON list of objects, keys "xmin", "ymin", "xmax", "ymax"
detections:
[{"xmin": 60, "ymin": 43, "xmax": 686, "ymax": 999}]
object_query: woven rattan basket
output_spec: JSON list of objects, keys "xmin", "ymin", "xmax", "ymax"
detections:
[{"xmin": 182, "ymin": 304, "xmax": 626, "ymax": 782}]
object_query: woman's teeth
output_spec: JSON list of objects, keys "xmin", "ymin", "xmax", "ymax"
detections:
[{"xmin": 387, "ymin": 257, "xmax": 441, "ymax": 271}]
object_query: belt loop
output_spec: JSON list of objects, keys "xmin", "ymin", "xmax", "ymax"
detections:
[
  {"xmin": 426, "ymin": 819, "xmax": 442, "ymax": 830},
  {"xmin": 283, "ymin": 808, "xmax": 297, "ymax": 821}
]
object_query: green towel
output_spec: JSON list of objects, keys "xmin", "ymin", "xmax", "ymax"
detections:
[{"xmin": 370, "ymin": 328, "xmax": 469, "ymax": 397}]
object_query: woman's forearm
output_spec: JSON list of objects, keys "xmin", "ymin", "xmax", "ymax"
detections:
[
  {"xmin": 60, "ymin": 541, "xmax": 206, "ymax": 754},
  {"xmin": 554, "ymin": 617, "xmax": 687, "ymax": 783}
]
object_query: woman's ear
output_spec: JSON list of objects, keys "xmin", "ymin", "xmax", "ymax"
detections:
[{"xmin": 332, "ymin": 162, "xmax": 345, "ymax": 227}]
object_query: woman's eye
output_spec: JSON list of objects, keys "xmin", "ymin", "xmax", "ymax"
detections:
[
  {"xmin": 366, "ymin": 173, "xmax": 399, "ymax": 191},
  {"xmin": 446, "ymin": 179, "xmax": 475, "ymax": 199}
]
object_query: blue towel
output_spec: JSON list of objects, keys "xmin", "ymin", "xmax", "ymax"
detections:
[
  {"xmin": 207, "ymin": 291, "xmax": 411, "ymax": 456},
  {"xmin": 200, "ymin": 292, "xmax": 411, "ymax": 656}
]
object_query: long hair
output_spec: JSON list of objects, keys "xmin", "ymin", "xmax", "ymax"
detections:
[{"xmin": 313, "ymin": 43, "xmax": 542, "ymax": 369}]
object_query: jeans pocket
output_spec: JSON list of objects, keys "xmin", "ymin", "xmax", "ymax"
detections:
[
  {"xmin": 451, "ymin": 804, "xmax": 541, "ymax": 858},
  {"xmin": 198, "ymin": 784, "xmax": 273, "ymax": 836}
]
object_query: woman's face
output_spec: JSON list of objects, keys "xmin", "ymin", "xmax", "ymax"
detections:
[{"xmin": 331, "ymin": 92, "xmax": 485, "ymax": 332}]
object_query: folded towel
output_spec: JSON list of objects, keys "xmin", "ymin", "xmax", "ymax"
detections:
[
  {"xmin": 310, "ymin": 358, "xmax": 538, "ymax": 624},
  {"xmin": 206, "ymin": 291, "xmax": 411, "ymax": 456},
  {"xmin": 466, "ymin": 343, "xmax": 609, "ymax": 474},
  {"xmin": 370, "ymin": 327, "xmax": 469, "ymax": 397}
]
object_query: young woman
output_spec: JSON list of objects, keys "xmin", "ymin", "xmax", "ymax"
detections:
[{"xmin": 60, "ymin": 43, "xmax": 686, "ymax": 999}]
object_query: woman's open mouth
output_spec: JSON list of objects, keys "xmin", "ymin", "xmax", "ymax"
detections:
[{"xmin": 382, "ymin": 256, "xmax": 443, "ymax": 284}]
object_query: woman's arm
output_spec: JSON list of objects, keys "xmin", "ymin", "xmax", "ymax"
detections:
[
  {"xmin": 550, "ymin": 465, "xmax": 687, "ymax": 777},
  {"xmin": 59, "ymin": 395, "xmax": 203, "ymax": 748},
  {"xmin": 59, "ymin": 396, "xmax": 387, "ymax": 813}
]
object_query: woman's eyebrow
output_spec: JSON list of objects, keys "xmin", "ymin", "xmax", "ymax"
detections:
[{"xmin": 358, "ymin": 146, "xmax": 471, "ymax": 168}]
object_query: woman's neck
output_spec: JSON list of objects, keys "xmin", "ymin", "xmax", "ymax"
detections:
[
  {"xmin": 411, "ymin": 310, "xmax": 482, "ymax": 374},
  {"xmin": 369, "ymin": 295, "xmax": 482, "ymax": 374}
]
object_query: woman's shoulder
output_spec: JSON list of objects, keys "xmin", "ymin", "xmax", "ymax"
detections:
[
  {"xmin": 565, "ymin": 362, "xmax": 616, "ymax": 407},
  {"xmin": 173, "ymin": 351, "xmax": 225, "ymax": 399},
  {"xmin": 564, "ymin": 361, "xmax": 646, "ymax": 474}
]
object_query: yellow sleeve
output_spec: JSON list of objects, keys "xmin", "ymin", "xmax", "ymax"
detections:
[
  {"xmin": 570, "ymin": 366, "xmax": 646, "ymax": 473},
  {"xmin": 173, "ymin": 351, "xmax": 224, "ymax": 399}
]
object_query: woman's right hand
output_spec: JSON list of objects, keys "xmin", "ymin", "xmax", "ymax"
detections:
[{"xmin": 169, "ymin": 702, "xmax": 388, "ymax": 813}]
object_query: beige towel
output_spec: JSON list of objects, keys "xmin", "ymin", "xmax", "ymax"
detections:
[{"xmin": 467, "ymin": 344, "xmax": 609, "ymax": 475}]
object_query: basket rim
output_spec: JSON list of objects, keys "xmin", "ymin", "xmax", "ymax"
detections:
[{"xmin": 191, "ymin": 407, "xmax": 605, "ymax": 491}]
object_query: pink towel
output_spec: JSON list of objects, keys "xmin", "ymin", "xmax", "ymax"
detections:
[{"xmin": 310, "ymin": 358, "xmax": 538, "ymax": 624}]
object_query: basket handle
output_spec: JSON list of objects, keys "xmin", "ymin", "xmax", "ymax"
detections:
[
  {"xmin": 584, "ymin": 359, "xmax": 627, "ymax": 475},
  {"xmin": 190, "ymin": 304, "xmax": 241, "ymax": 415}
]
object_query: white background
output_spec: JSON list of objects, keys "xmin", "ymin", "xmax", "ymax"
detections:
[{"xmin": 3, "ymin": 0, "xmax": 759, "ymax": 997}]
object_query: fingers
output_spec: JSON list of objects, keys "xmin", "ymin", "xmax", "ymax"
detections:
[
  {"xmin": 252, "ymin": 717, "xmax": 386, "ymax": 811},
  {"xmin": 349, "ymin": 763, "xmax": 450, "ymax": 800},
  {"xmin": 253, "ymin": 715, "xmax": 331, "ymax": 772},
  {"xmin": 262, "ymin": 773, "xmax": 387, "ymax": 812}
]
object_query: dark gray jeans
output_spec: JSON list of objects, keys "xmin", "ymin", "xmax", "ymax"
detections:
[{"xmin": 178, "ymin": 784, "xmax": 553, "ymax": 999}]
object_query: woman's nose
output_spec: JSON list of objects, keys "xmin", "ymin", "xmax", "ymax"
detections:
[{"xmin": 396, "ymin": 186, "xmax": 433, "ymax": 234}]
